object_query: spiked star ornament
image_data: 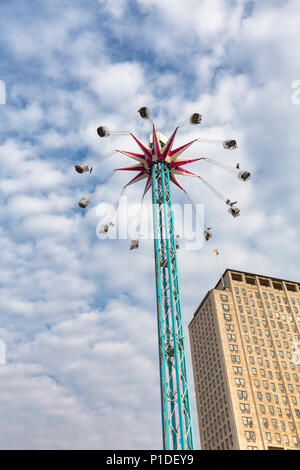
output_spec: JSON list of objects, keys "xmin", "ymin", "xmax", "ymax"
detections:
[
  {"xmin": 117, "ymin": 125, "xmax": 201, "ymax": 196},
  {"xmin": 78, "ymin": 112, "xmax": 246, "ymax": 220}
]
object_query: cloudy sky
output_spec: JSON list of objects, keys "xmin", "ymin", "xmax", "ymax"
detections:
[{"xmin": 0, "ymin": 0, "xmax": 300, "ymax": 450}]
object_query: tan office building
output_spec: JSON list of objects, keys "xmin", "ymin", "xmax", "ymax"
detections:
[{"xmin": 189, "ymin": 269, "xmax": 300, "ymax": 450}]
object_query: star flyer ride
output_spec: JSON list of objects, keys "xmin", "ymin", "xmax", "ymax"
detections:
[{"xmin": 75, "ymin": 107, "xmax": 251, "ymax": 450}]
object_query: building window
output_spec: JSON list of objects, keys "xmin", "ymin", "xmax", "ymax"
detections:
[
  {"xmin": 271, "ymin": 419, "xmax": 278, "ymax": 429},
  {"xmin": 231, "ymin": 355, "xmax": 240, "ymax": 363},
  {"xmin": 232, "ymin": 273, "xmax": 243, "ymax": 282},
  {"xmin": 238, "ymin": 390, "xmax": 248, "ymax": 400},
  {"xmin": 236, "ymin": 378, "xmax": 245, "ymax": 386},
  {"xmin": 275, "ymin": 433, "xmax": 281, "ymax": 443},
  {"xmin": 286, "ymin": 283, "xmax": 297, "ymax": 292},
  {"xmin": 240, "ymin": 403, "xmax": 250, "ymax": 413},
  {"xmin": 289, "ymin": 422, "xmax": 295, "ymax": 431},
  {"xmin": 242, "ymin": 417, "xmax": 253, "ymax": 427},
  {"xmin": 266, "ymin": 393, "xmax": 271, "ymax": 402},
  {"xmin": 226, "ymin": 324, "xmax": 234, "ymax": 331},
  {"xmin": 227, "ymin": 334, "xmax": 236, "ymax": 341},
  {"xmin": 245, "ymin": 431, "xmax": 256, "ymax": 441},
  {"xmin": 259, "ymin": 279, "xmax": 270, "ymax": 287}
]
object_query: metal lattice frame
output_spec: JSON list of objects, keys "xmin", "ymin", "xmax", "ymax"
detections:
[{"xmin": 152, "ymin": 162, "xmax": 194, "ymax": 450}]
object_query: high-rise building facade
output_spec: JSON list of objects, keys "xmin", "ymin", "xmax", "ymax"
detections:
[{"xmin": 189, "ymin": 269, "xmax": 300, "ymax": 450}]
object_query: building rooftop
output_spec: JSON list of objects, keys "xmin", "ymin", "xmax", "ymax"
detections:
[
  {"xmin": 189, "ymin": 268, "xmax": 300, "ymax": 326},
  {"xmin": 215, "ymin": 268, "xmax": 300, "ymax": 290}
]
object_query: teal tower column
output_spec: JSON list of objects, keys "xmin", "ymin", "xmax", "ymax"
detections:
[{"xmin": 151, "ymin": 161, "xmax": 194, "ymax": 450}]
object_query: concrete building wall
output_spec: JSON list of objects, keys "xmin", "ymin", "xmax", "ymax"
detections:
[{"xmin": 189, "ymin": 269, "xmax": 300, "ymax": 450}]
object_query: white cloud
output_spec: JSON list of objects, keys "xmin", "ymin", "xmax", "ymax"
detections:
[
  {"xmin": 0, "ymin": 0, "xmax": 299, "ymax": 451},
  {"xmin": 98, "ymin": 0, "xmax": 128, "ymax": 19}
]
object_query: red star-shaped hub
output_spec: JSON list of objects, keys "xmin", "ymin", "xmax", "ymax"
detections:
[{"xmin": 117, "ymin": 125, "xmax": 201, "ymax": 196}]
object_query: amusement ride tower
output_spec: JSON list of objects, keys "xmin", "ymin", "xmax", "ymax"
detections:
[{"xmin": 75, "ymin": 107, "xmax": 249, "ymax": 450}]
